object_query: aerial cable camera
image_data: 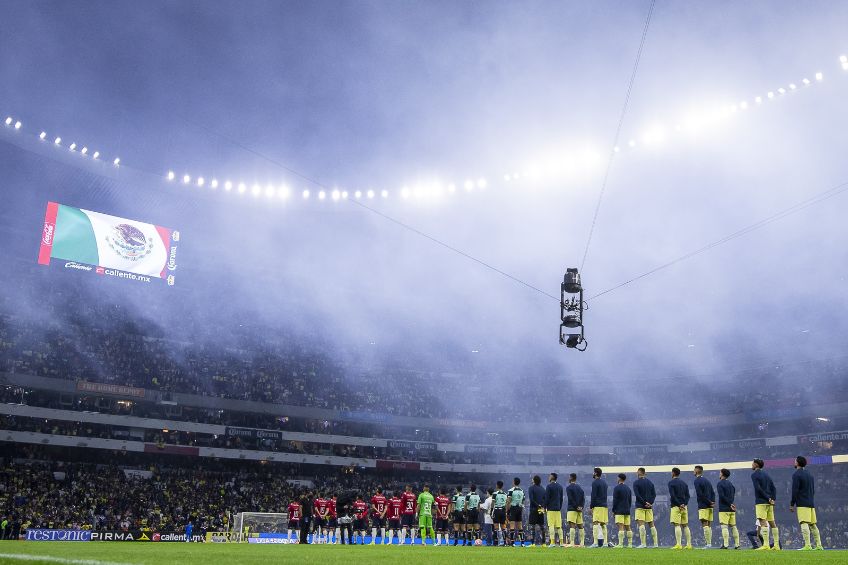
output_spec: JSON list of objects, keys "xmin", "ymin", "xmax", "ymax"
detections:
[{"xmin": 559, "ymin": 268, "xmax": 587, "ymax": 351}]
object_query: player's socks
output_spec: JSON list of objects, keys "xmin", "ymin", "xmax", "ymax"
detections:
[
  {"xmin": 651, "ymin": 526, "xmax": 658, "ymax": 547},
  {"xmin": 618, "ymin": 531, "xmax": 625, "ymax": 547},
  {"xmin": 731, "ymin": 526, "xmax": 739, "ymax": 548},
  {"xmin": 683, "ymin": 526, "xmax": 692, "ymax": 547},
  {"xmin": 674, "ymin": 525, "xmax": 682, "ymax": 547},
  {"xmin": 548, "ymin": 525, "xmax": 555, "ymax": 545},
  {"xmin": 810, "ymin": 524, "xmax": 821, "ymax": 548},
  {"xmin": 638, "ymin": 524, "xmax": 646, "ymax": 546},
  {"xmin": 721, "ymin": 525, "xmax": 729, "ymax": 547},
  {"xmin": 579, "ymin": 528, "xmax": 586, "ymax": 546},
  {"xmin": 703, "ymin": 525, "xmax": 712, "ymax": 546},
  {"xmin": 772, "ymin": 527, "xmax": 780, "ymax": 549},
  {"xmin": 800, "ymin": 523, "xmax": 811, "ymax": 547},
  {"xmin": 627, "ymin": 530, "xmax": 633, "ymax": 547},
  {"xmin": 569, "ymin": 527, "xmax": 576, "ymax": 546}
]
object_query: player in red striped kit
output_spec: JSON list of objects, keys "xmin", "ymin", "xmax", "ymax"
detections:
[
  {"xmin": 435, "ymin": 488, "xmax": 452, "ymax": 546},
  {"xmin": 370, "ymin": 487, "xmax": 388, "ymax": 545},
  {"xmin": 353, "ymin": 495, "xmax": 370, "ymax": 545},
  {"xmin": 387, "ymin": 492, "xmax": 403, "ymax": 545},
  {"xmin": 401, "ymin": 484, "xmax": 418, "ymax": 545},
  {"xmin": 313, "ymin": 493, "xmax": 329, "ymax": 544},
  {"xmin": 327, "ymin": 495, "xmax": 339, "ymax": 544},
  {"xmin": 287, "ymin": 499, "xmax": 302, "ymax": 542}
]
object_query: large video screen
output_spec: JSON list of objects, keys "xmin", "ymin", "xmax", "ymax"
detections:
[{"xmin": 38, "ymin": 202, "xmax": 179, "ymax": 286}]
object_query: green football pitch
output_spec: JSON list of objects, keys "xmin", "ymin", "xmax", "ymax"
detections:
[{"xmin": 0, "ymin": 542, "xmax": 844, "ymax": 565}]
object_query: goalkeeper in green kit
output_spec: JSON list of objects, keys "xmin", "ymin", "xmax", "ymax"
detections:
[{"xmin": 416, "ymin": 484, "xmax": 436, "ymax": 545}]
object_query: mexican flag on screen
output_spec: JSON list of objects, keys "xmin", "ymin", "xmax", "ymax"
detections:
[{"xmin": 38, "ymin": 202, "xmax": 173, "ymax": 278}]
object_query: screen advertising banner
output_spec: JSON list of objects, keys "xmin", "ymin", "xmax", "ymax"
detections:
[{"xmin": 38, "ymin": 202, "xmax": 179, "ymax": 286}]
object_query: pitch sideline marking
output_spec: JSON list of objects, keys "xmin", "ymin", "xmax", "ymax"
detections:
[{"xmin": 0, "ymin": 553, "xmax": 139, "ymax": 565}]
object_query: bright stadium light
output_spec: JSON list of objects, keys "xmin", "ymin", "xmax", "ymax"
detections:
[
  {"xmin": 257, "ymin": 184, "xmax": 268, "ymax": 197},
  {"xmin": 381, "ymin": 189, "xmax": 389, "ymax": 198},
  {"xmin": 278, "ymin": 184, "xmax": 289, "ymax": 198},
  {"xmin": 224, "ymin": 180, "xmax": 233, "ymax": 191},
  {"xmin": 464, "ymin": 179, "xmax": 474, "ymax": 191},
  {"xmin": 841, "ymin": 55, "xmax": 848, "ymax": 63},
  {"xmin": 92, "ymin": 151, "xmax": 99, "ymax": 160},
  {"xmin": 789, "ymin": 83, "xmax": 797, "ymax": 90},
  {"xmin": 81, "ymin": 147, "xmax": 88, "ymax": 155},
  {"xmin": 210, "ymin": 178, "xmax": 218, "ymax": 189},
  {"xmin": 613, "ymin": 146, "xmax": 621, "ymax": 153},
  {"xmin": 628, "ymin": 139, "xmax": 636, "ymax": 147},
  {"xmin": 740, "ymin": 101, "xmax": 748, "ymax": 110},
  {"xmin": 197, "ymin": 177, "xmax": 205, "ymax": 187},
  {"xmin": 265, "ymin": 184, "xmax": 275, "ymax": 198},
  {"xmin": 39, "ymin": 131, "xmax": 47, "ymax": 140},
  {"xmin": 366, "ymin": 189, "xmax": 375, "ymax": 199},
  {"xmin": 802, "ymin": 78, "xmax": 811, "ymax": 85},
  {"xmin": 238, "ymin": 182, "xmax": 246, "ymax": 194},
  {"xmin": 341, "ymin": 191, "xmax": 348, "ymax": 199},
  {"xmin": 447, "ymin": 183, "xmax": 456, "ymax": 193},
  {"xmin": 14, "ymin": 121, "xmax": 21, "ymax": 130},
  {"xmin": 69, "ymin": 143, "xmax": 77, "ymax": 151},
  {"xmin": 815, "ymin": 72, "xmax": 823, "ymax": 81},
  {"xmin": 113, "ymin": 157, "xmax": 120, "ymax": 166},
  {"xmin": 477, "ymin": 177, "xmax": 487, "ymax": 189},
  {"xmin": 777, "ymin": 87, "xmax": 786, "ymax": 95},
  {"xmin": 401, "ymin": 186, "xmax": 410, "ymax": 199},
  {"xmin": 302, "ymin": 189, "xmax": 310, "ymax": 199},
  {"xmin": 767, "ymin": 91, "xmax": 774, "ymax": 99},
  {"xmin": 54, "ymin": 137, "xmax": 62, "ymax": 145},
  {"xmin": 3, "ymin": 117, "xmax": 11, "ymax": 126},
  {"xmin": 354, "ymin": 190, "xmax": 362, "ymax": 199},
  {"xmin": 318, "ymin": 190, "xmax": 326, "ymax": 200},
  {"xmin": 504, "ymin": 174, "xmax": 511, "ymax": 181},
  {"xmin": 183, "ymin": 174, "xmax": 191, "ymax": 184},
  {"xmin": 331, "ymin": 190, "xmax": 340, "ymax": 201},
  {"xmin": 755, "ymin": 96, "xmax": 763, "ymax": 104}
]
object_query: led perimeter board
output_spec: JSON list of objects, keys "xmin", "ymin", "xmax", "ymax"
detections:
[{"xmin": 38, "ymin": 201, "xmax": 179, "ymax": 286}]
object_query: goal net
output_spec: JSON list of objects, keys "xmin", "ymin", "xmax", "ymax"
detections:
[{"xmin": 232, "ymin": 512, "xmax": 291, "ymax": 543}]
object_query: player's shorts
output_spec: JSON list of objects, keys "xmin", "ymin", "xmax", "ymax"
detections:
[
  {"xmin": 453, "ymin": 510, "xmax": 465, "ymax": 525},
  {"xmin": 353, "ymin": 518, "xmax": 367, "ymax": 531},
  {"xmin": 436, "ymin": 518, "xmax": 450, "ymax": 532},
  {"xmin": 635, "ymin": 508, "xmax": 653, "ymax": 523},
  {"xmin": 492, "ymin": 508, "xmax": 507, "ymax": 524},
  {"xmin": 288, "ymin": 519, "xmax": 300, "ymax": 530},
  {"xmin": 508, "ymin": 506, "xmax": 523, "ymax": 523},
  {"xmin": 529, "ymin": 508, "xmax": 545, "ymax": 526},
  {"xmin": 388, "ymin": 518, "xmax": 401, "ymax": 530},
  {"xmin": 670, "ymin": 507, "xmax": 688, "ymax": 525},
  {"xmin": 419, "ymin": 514, "xmax": 433, "ymax": 530},
  {"xmin": 327, "ymin": 518, "xmax": 338, "ymax": 528},
  {"xmin": 313, "ymin": 518, "xmax": 327, "ymax": 529},
  {"xmin": 546, "ymin": 510, "xmax": 562, "ymax": 529},
  {"xmin": 566, "ymin": 510, "xmax": 584, "ymax": 526},
  {"xmin": 718, "ymin": 511, "xmax": 736, "ymax": 526},
  {"xmin": 755, "ymin": 504, "xmax": 774, "ymax": 522},
  {"xmin": 615, "ymin": 514, "xmax": 631, "ymax": 526},
  {"xmin": 401, "ymin": 514, "xmax": 414, "ymax": 528},
  {"xmin": 466, "ymin": 509, "xmax": 480, "ymax": 525},
  {"xmin": 592, "ymin": 507, "xmax": 608, "ymax": 524},
  {"xmin": 371, "ymin": 516, "xmax": 385, "ymax": 528},
  {"xmin": 796, "ymin": 507, "xmax": 817, "ymax": 524},
  {"xmin": 698, "ymin": 509, "xmax": 714, "ymax": 522}
]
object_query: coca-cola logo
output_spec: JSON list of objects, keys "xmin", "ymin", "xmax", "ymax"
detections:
[{"xmin": 42, "ymin": 222, "xmax": 55, "ymax": 245}]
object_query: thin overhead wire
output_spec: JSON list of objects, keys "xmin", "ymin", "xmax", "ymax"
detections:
[
  {"xmin": 580, "ymin": 0, "xmax": 657, "ymax": 272},
  {"xmin": 179, "ymin": 116, "xmax": 561, "ymax": 302},
  {"xmin": 589, "ymin": 178, "xmax": 848, "ymax": 300}
]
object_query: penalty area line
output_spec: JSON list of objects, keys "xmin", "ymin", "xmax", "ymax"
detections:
[{"xmin": 0, "ymin": 554, "xmax": 140, "ymax": 565}]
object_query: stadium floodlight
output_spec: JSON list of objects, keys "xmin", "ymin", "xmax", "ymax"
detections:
[
  {"xmin": 331, "ymin": 189, "xmax": 340, "ymax": 200},
  {"xmin": 238, "ymin": 182, "xmax": 246, "ymax": 194},
  {"xmin": 767, "ymin": 91, "xmax": 774, "ymax": 99},
  {"xmin": 318, "ymin": 190, "xmax": 326, "ymax": 200},
  {"xmin": 841, "ymin": 55, "xmax": 848, "ymax": 63},
  {"xmin": 54, "ymin": 137, "xmax": 62, "ymax": 145},
  {"xmin": 789, "ymin": 83, "xmax": 797, "ymax": 90},
  {"xmin": 113, "ymin": 157, "xmax": 120, "ymax": 166},
  {"xmin": 81, "ymin": 147, "xmax": 88, "ymax": 155},
  {"xmin": 613, "ymin": 146, "xmax": 621, "ymax": 152},
  {"xmin": 447, "ymin": 183, "xmax": 456, "ymax": 193},
  {"xmin": 341, "ymin": 190, "xmax": 348, "ymax": 199},
  {"xmin": 39, "ymin": 131, "xmax": 47, "ymax": 140},
  {"xmin": 354, "ymin": 190, "xmax": 362, "ymax": 199},
  {"xmin": 504, "ymin": 174, "xmax": 511, "ymax": 181},
  {"xmin": 628, "ymin": 139, "xmax": 636, "ymax": 147},
  {"xmin": 477, "ymin": 177, "xmax": 487, "ymax": 189},
  {"xmin": 802, "ymin": 78, "xmax": 811, "ymax": 85},
  {"xmin": 14, "ymin": 121, "xmax": 21, "ymax": 130},
  {"xmin": 366, "ymin": 189, "xmax": 375, "ymax": 199},
  {"xmin": 815, "ymin": 72, "xmax": 823, "ymax": 81},
  {"xmin": 740, "ymin": 101, "xmax": 748, "ymax": 110},
  {"xmin": 755, "ymin": 96, "xmax": 763, "ymax": 104},
  {"xmin": 777, "ymin": 87, "xmax": 786, "ymax": 95},
  {"xmin": 401, "ymin": 187, "xmax": 410, "ymax": 199},
  {"xmin": 69, "ymin": 143, "xmax": 77, "ymax": 151},
  {"xmin": 197, "ymin": 177, "xmax": 205, "ymax": 187},
  {"xmin": 224, "ymin": 180, "xmax": 233, "ymax": 191},
  {"xmin": 380, "ymin": 189, "xmax": 388, "ymax": 198},
  {"xmin": 92, "ymin": 151, "xmax": 99, "ymax": 159},
  {"xmin": 464, "ymin": 179, "xmax": 474, "ymax": 191},
  {"xmin": 302, "ymin": 189, "xmax": 310, "ymax": 199},
  {"xmin": 3, "ymin": 117, "xmax": 11, "ymax": 126},
  {"xmin": 265, "ymin": 184, "xmax": 275, "ymax": 197},
  {"xmin": 210, "ymin": 178, "xmax": 218, "ymax": 189},
  {"xmin": 278, "ymin": 184, "xmax": 288, "ymax": 198},
  {"xmin": 182, "ymin": 174, "xmax": 191, "ymax": 184}
]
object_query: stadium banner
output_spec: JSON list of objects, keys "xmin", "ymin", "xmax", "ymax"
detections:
[
  {"xmin": 386, "ymin": 440, "xmax": 437, "ymax": 451},
  {"xmin": 464, "ymin": 445, "xmax": 517, "ymax": 455},
  {"xmin": 798, "ymin": 431, "xmax": 848, "ymax": 443},
  {"xmin": 225, "ymin": 427, "xmax": 283, "ymax": 441},
  {"xmin": 37, "ymin": 201, "xmax": 179, "ymax": 287},
  {"xmin": 25, "ymin": 529, "xmax": 92, "ymax": 542},
  {"xmin": 206, "ymin": 531, "xmax": 233, "ymax": 543},
  {"xmin": 151, "ymin": 532, "xmax": 205, "ymax": 542},
  {"xmin": 340, "ymin": 410, "xmax": 390, "ymax": 423},
  {"xmin": 76, "ymin": 380, "xmax": 145, "ymax": 399},
  {"xmin": 90, "ymin": 530, "xmax": 153, "ymax": 542},
  {"xmin": 612, "ymin": 445, "xmax": 668, "ymax": 455},
  {"xmin": 709, "ymin": 439, "xmax": 766, "ymax": 451},
  {"xmin": 376, "ymin": 459, "xmax": 420, "ymax": 471}
]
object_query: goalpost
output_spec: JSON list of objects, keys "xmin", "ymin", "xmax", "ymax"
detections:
[{"xmin": 232, "ymin": 512, "xmax": 291, "ymax": 543}]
